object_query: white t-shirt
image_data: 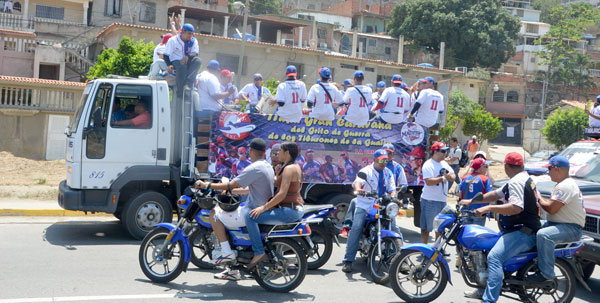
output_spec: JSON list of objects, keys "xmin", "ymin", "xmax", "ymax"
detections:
[
  {"xmin": 340, "ymin": 85, "xmax": 372, "ymax": 126},
  {"xmin": 448, "ymin": 147, "xmax": 462, "ymax": 165},
  {"xmin": 195, "ymin": 70, "xmax": 222, "ymax": 112},
  {"xmin": 153, "ymin": 44, "xmax": 166, "ymax": 62},
  {"xmin": 378, "ymin": 87, "xmax": 411, "ymax": 124},
  {"xmin": 589, "ymin": 105, "xmax": 600, "ymax": 127},
  {"xmin": 421, "ymin": 159, "xmax": 453, "ymax": 202},
  {"xmin": 163, "ymin": 35, "xmax": 199, "ymax": 62},
  {"xmin": 548, "ymin": 178, "xmax": 586, "ymax": 227},
  {"xmin": 275, "ymin": 80, "xmax": 307, "ymax": 123},
  {"xmin": 239, "ymin": 83, "xmax": 270, "ymax": 105},
  {"xmin": 354, "ymin": 164, "xmax": 396, "ymax": 210},
  {"xmin": 307, "ymin": 82, "xmax": 341, "ymax": 121},
  {"xmin": 415, "ymin": 88, "xmax": 444, "ymax": 128}
]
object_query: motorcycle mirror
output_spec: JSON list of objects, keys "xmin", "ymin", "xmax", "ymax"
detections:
[
  {"xmin": 472, "ymin": 192, "xmax": 484, "ymax": 202},
  {"xmin": 357, "ymin": 172, "xmax": 367, "ymax": 180}
]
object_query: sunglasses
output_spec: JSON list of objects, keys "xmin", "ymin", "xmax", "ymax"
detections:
[
  {"xmin": 376, "ymin": 159, "xmax": 389, "ymax": 164},
  {"xmin": 549, "ymin": 165, "xmax": 557, "ymax": 170}
]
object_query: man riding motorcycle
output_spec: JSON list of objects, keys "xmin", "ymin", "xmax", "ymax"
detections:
[{"xmin": 460, "ymin": 152, "xmax": 541, "ymax": 302}]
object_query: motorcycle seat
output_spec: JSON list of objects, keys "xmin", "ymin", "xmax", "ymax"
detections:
[{"xmin": 303, "ymin": 204, "xmax": 334, "ymax": 214}]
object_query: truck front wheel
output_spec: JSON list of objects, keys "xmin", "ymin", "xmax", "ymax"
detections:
[{"xmin": 122, "ymin": 191, "xmax": 173, "ymax": 240}]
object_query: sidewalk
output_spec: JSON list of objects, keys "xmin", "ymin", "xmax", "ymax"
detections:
[{"xmin": 0, "ymin": 198, "xmax": 111, "ymax": 216}]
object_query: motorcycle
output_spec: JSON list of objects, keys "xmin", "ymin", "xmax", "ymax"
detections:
[
  {"xmin": 352, "ymin": 171, "xmax": 404, "ymax": 284},
  {"xmin": 138, "ymin": 186, "xmax": 309, "ymax": 293},
  {"xmin": 388, "ymin": 192, "xmax": 592, "ymax": 303},
  {"xmin": 189, "ymin": 201, "xmax": 339, "ymax": 270}
]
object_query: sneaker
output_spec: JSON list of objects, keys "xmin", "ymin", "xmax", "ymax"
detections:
[
  {"xmin": 214, "ymin": 269, "xmax": 241, "ymax": 281},
  {"xmin": 339, "ymin": 227, "xmax": 349, "ymax": 239},
  {"xmin": 342, "ymin": 262, "xmax": 352, "ymax": 273},
  {"xmin": 464, "ymin": 288, "xmax": 484, "ymax": 299},
  {"xmin": 528, "ymin": 272, "xmax": 553, "ymax": 283},
  {"xmin": 209, "ymin": 251, "xmax": 236, "ymax": 265}
]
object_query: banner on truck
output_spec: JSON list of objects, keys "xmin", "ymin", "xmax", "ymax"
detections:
[{"xmin": 207, "ymin": 112, "xmax": 427, "ymax": 186}]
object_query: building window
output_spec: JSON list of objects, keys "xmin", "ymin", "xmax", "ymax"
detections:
[
  {"xmin": 359, "ymin": 37, "xmax": 367, "ymax": 53},
  {"xmin": 526, "ymin": 24, "xmax": 539, "ymax": 34},
  {"xmin": 317, "ymin": 28, "xmax": 327, "ymax": 39},
  {"xmin": 217, "ymin": 54, "xmax": 247, "ymax": 75},
  {"xmin": 365, "ymin": 67, "xmax": 375, "ymax": 72},
  {"xmin": 385, "ymin": 47, "xmax": 391, "ymax": 55},
  {"xmin": 341, "ymin": 35, "xmax": 351, "ymax": 53},
  {"xmin": 366, "ymin": 25, "xmax": 373, "ymax": 33},
  {"xmin": 493, "ymin": 90, "xmax": 504, "ymax": 102},
  {"xmin": 341, "ymin": 63, "xmax": 358, "ymax": 70},
  {"xmin": 517, "ymin": 9, "xmax": 524, "ymax": 17},
  {"xmin": 507, "ymin": 91, "xmax": 519, "ymax": 102},
  {"xmin": 368, "ymin": 39, "xmax": 376, "ymax": 47},
  {"xmin": 13, "ymin": 2, "xmax": 21, "ymax": 12},
  {"xmin": 139, "ymin": 2, "xmax": 156, "ymax": 23},
  {"xmin": 287, "ymin": 62, "xmax": 304, "ymax": 79},
  {"xmin": 307, "ymin": 4, "xmax": 315, "ymax": 10},
  {"xmin": 530, "ymin": 57, "xmax": 536, "ymax": 63},
  {"xmin": 106, "ymin": 0, "xmax": 122, "ymax": 17},
  {"xmin": 35, "ymin": 5, "xmax": 65, "ymax": 20}
]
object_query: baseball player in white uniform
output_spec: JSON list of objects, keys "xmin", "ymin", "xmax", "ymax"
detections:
[
  {"xmin": 372, "ymin": 74, "xmax": 411, "ymax": 124},
  {"xmin": 372, "ymin": 81, "xmax": 386, "ymax": 102},
  {"xmin": 274, "ymin": 65, "xmax": 307, "ymax": 123},
  {"xmin": 407, "ymin": 77, "xmax": 444, "ymax": 128},
  {"xmin": 306, "ymin": 67, "xmax": 341, "ymax": 121},
  {"xmin": 338, "ymin": 71, "xmax": 372, "ymax": 126},
  {"xmin": 239, "ymin": 73, "xmax": 270, "ymax": 113},
  {"xmin": 586, "ymin": 95, "xmax": 600, "ymax": 127}
]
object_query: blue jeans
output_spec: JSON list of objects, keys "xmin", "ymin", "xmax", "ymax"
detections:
[
  {"xmin": 483, "ymin": 230, "xmax": 536, "ymax": 303},
  {"xmin": 343, "ymin": 206, "xmax": 368, "ymax": 263},
  {"xmin": 537, "ymin": 221, "xmax": 582, "ymax": 279},
  {"xmin": 342, "ymin": 198, "xmax": 357, "ymax": 228},
  {"xmin": 245, "ymin": 206, "xmax": 304, "ymax": 255}
]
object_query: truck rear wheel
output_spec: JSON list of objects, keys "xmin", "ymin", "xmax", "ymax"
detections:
[
  {"xmin": 122, "ymin": 191, "xmax": 173, "ymax": 240},
  {"xmin": 322, "ymin": 193, "xmax": 354, "ymax": 230}
]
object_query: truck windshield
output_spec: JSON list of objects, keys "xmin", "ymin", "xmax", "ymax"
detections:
[
  {"xmin": 68, "ymin": 83, "xmax": 93, "ymax": 134},
  {"xmin": 573, "ymin": 155, "xmax": 600, "ymax": 183}
]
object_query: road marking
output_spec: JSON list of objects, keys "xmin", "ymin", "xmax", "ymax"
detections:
[{"xmin": 0, "ymin": 293, "xmax": 224, "ymax": 303}]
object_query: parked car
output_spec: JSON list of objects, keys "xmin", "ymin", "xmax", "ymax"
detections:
[
  {"xmin": 525, "ymin": 141, "xmax": 600, "ymax": 176},
  {"xmin": 523, "ymin": 150, "xmax": 558, "ymax": 175}
]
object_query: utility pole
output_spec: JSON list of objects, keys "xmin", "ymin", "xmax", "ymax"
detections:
[{"xmin": 236, "ymin": 0, "xmax": 250, "ymax": 89}]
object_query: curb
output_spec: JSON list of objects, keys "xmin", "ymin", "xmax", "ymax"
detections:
[
  {"xmin": 398, "ymin": 209, "xmax": 414, "ymax": 217},
  {"xmin": 0, "ymin": 209, "xmax": 113, "ymax": 217}
]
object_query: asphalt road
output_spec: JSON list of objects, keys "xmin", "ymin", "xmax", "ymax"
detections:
[{"xmin": 0, "ymin": 216, "xmax": 599, "ymax": 303}]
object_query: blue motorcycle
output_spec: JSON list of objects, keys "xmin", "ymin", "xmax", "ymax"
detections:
[
  {"xmin": 388, "ymin": 193, "xmax": 592, "ymax": 303},
  {"xmin": 352, "ymin": 171, "xmax": 404, "ymax": 284},
  {"xmin": 138, "ymin": 186, "xmax": 309, "ymax": 293}
]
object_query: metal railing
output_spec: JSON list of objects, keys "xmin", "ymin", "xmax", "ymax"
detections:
[{"xmin": 64, "ymin": 48, "xmax": 93, "ymax": 77}]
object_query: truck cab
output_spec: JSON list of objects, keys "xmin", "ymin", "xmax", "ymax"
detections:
[{"xmin": 59, "ymin": 79, "xmax": 190, "ymax": 239}]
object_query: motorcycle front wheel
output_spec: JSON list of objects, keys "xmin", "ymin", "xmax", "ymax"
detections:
[
  {"xmin": 516, "ymin": 258, "xmax": 576, "ymax": 303},
  {"xmin": 389, "ymin": 249, "xmax": 448, "ymax": 303},
  {"xmin": 368, "ymin": 237, "xmax": 403, "ymax": 284},
  {"xmin": 138, "ymin": 227, "xmax": 186, "ymax": 283},
  {"xmin": 254, "ymin": 238, "xmax": 308, "ymax": 293}
]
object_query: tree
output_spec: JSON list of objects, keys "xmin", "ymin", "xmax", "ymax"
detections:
[
  {"xmin": 536, "ymin": 3, "xmax": 600, "ymax": 102},
  {"xmin": 87, "ymin": 36, "xmax": 155, "ymax": 79},
  {"xmin": 541, "ymin": 107, "xmax": 588, "ymax": 149},
  {"xmin": 462, "ymin": 108, "xmax": 504, "ymax": 143},
  {"xmin": 264, "ymin": 77, "xmax": 279, "ymax": 95},
  {"xmin": 532, "ymin": 0, "xmax": 561, "ymax": 25},
  {"xmin": 387, "ymin": 0, "xmax": 520, "ymax": 68},
  {"xmin": 250, "ymin": 0, "xmax": 280, "ymax": 15}
]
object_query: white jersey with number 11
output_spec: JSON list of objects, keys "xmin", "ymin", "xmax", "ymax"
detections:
[
  {"xmin": 414, "ymin": 88, "xmax": 444, "ymax": 128},
  {"xmin": 275, "ymin": 80, "xmax": 307, "ymax": 123}
]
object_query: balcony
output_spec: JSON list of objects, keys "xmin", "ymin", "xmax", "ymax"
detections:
[
  {"xmin": 516, "ymin": 44, "xmax": 543, "ymax": 52},
  {"xmin": 0, "ymin": 76, "xmax": 84, "ymax": 113},
  {"xmin": 0, "ymin": 12, "xmax": 34, "ymax": 31},
  {"xmin": 486, "ymin": 101, "xmax": 526, "ymax": 118}
]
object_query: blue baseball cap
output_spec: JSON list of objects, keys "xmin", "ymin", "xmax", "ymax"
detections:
[
  {"xmin": 392, "ymin": 74, "xmax": 403, "ymax": 84},
  {"xmin": 319, "ymin": 67, "xmax": 332, "ymax": 79},
  {"xmin": 367, "ymin": 83, "xmax": 374, "ymax": 89},
  {"xmin": 382, "ymin": 143, "xmax": 395, "ymax": 152},
  {"xmin": 354, "ymin": 70, "xmax": 365, "ymax": 79},
  {"xmin": 207, "ymin": 60, "xmax": 220, "ymax": 70},
  {"xmin": 596, "ymin": 95, "xmax": 600, "ymax": 101},
  {"xmin": 343, "ymin": 79, "xmax": 352, "ymax": 86},
  {"xmin": 418, "ymin": 78, "xmax": 427, "ymax": 83},
  {"xmin": 286, "ymin": 65, "xmax": 297, "ymax": 76},
  {"xmin": 377, "ymin": 81, "xmax": 386, "ymax": 88},
  {"xmin": 425, "ymin": 76, "xmax": 436, "ymax": 84},
  {"xmin": 400, "ymin": 83, "xmax": 408, "ymax": 88},
  {"xmin": 543, "ymin": 156, "xmax": 570, "ymax": 168},
  {"xmin": 373, "ymin": 149, "xmax": 389, "ymax": 160},
  {"xmin": 253, "ymin": 73, "xmax": 263, "ymax": 80},
  {"xmin": 182, "ymin": 23, "xmax": 195, "ymax": 32}
]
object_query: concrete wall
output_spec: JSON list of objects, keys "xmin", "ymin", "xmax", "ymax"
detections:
[
  {"xmin": 289, "ymin": 11, "xmax": 352, "ymax": 30},
  {"xmin": 90, "ymin": 0, "xmax": 169, "ymax": 28},
  {"xmin": 335, "ymin": 31, "xmax": 399, "ymax": 62},
  {"xmin": 34, "ymin": 45, "xmax": 65, "ymax": 81},
  {"xmin": 522, "ymin": 119, "xmax": 555, "ymax": 154},
  {"xmin": 451, "ymin": 78, "xmax": 486, "ymax": 104},
  {"xmin": 29, "ymin": 0, "xmax": 85, "ymax": 23},
  {"xmin": 0, "ymin": 51, "xmax": 34, "ymax": 77}
]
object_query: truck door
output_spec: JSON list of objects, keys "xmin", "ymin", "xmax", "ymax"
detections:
[{"xmin": 80, "ymin": 83, "xmax": 159, "ymax": 189}]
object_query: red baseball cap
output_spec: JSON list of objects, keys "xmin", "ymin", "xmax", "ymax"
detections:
[
  {"xmin": 503, "ymin": 152, "xmax": 524, "ymax": 166},
  {"xmin": 471, "ymin": 158, "xmax": 487, "ymax": 170},
  {"xmin": 161, "ymin": 34, "xmax": 173, "ymax": 45},
  {"xmin": 430, "ymin": 142, "xmax": 449, "ymax": 152},
  {"xmin": 220, "ymin": 69, "xmax": 232, "ymax": 78},
  {"xmin": 238, "ymin": 147, "xmax": 247, "ymax": 153},
  {"xmin": 408, "ymin": 146, "xmax": 425, "ymax": 158}
]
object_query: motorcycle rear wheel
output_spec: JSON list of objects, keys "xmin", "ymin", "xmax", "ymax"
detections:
[
  {"xmin": 189, "ymin": 227, "xmax": 216, "ymax": 269},
  {"xmin": 254, "ymin": 238, "xmax": 308, "ymax": 293},
  {"xmin": 389, "ymin": 249, "xmax": 448, "ymax": 303},
  {"xmin": 516, "ymin": 258, "xmax": 576, "ymax": 303},
  {"xmin": 138, "ymin": 227, "xmax": 186, "ymax": 283}
]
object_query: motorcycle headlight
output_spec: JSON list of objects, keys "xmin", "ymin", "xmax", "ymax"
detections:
[{"xmin": 385, "ymin": 202, "xmax": 400, "ymax": 218}]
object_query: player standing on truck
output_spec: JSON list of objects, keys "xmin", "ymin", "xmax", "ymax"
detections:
[
  {"xmin": 275, "ymin": 65, "xmax": 307, "ymax": 123},
  {"xmin": 338, "ymin": 71, "xmax": 372, "ymax": 126},
  {"xmin": 306, "ymin": 67, "xmax": 341, "ymax": 121},
  {"xmin": 372, "ymin": 74, "xmax": 410, "ymax": 124},
  {"xmin": 407, "ymin": 76, "xmax": 444, "ymax": 128}
]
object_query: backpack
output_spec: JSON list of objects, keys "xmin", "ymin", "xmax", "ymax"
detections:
[{"xmin": 459, "ymin": 149, "xmax": 468, "ymax": 168}]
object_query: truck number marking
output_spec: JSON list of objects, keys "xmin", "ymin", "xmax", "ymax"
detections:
[{"xmin": 89, "ymin": 171, "xmax": 105, "ymax": 179}]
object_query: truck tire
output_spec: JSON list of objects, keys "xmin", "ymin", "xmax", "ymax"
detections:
[
  {"xmin": 122, "ymin": 191, "xmax": 173, "ymax": 240},
  {"xmin": 321, "ymin": 193, "xmax": 354, "ymax": 230}
]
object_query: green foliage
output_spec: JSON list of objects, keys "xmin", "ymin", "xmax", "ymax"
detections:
[
  {"xmin": 387, "ymin": 0, "xmax": 520, "ymax": 68},
  {"xmin": 87, "ymin": 36, "xmax": 155, "ymax": 79},
  {"xmin": 448, "ymin": 90, "xmax": 479, "ymax": 118},
  {"xmin": 264, "ymin": 77, "xmax": 279, "ymax": 95},
  {"xmin": 533, "ymin": 0, "xmax": 562, "ymax": 25},
  {"xmin": 438, "ymin": 105, "xmax": 458, "ymax": 141},
  {"xmin": 541, "ymin": 107, "xmax": 588, "ymax": 149},
  {"xmin": 250, "ymin": 0, "xmax": 281, "ymax": 15},
  {"xmin": 462, "ymin": 108, "xmax": 504, "ymax": 143}
]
